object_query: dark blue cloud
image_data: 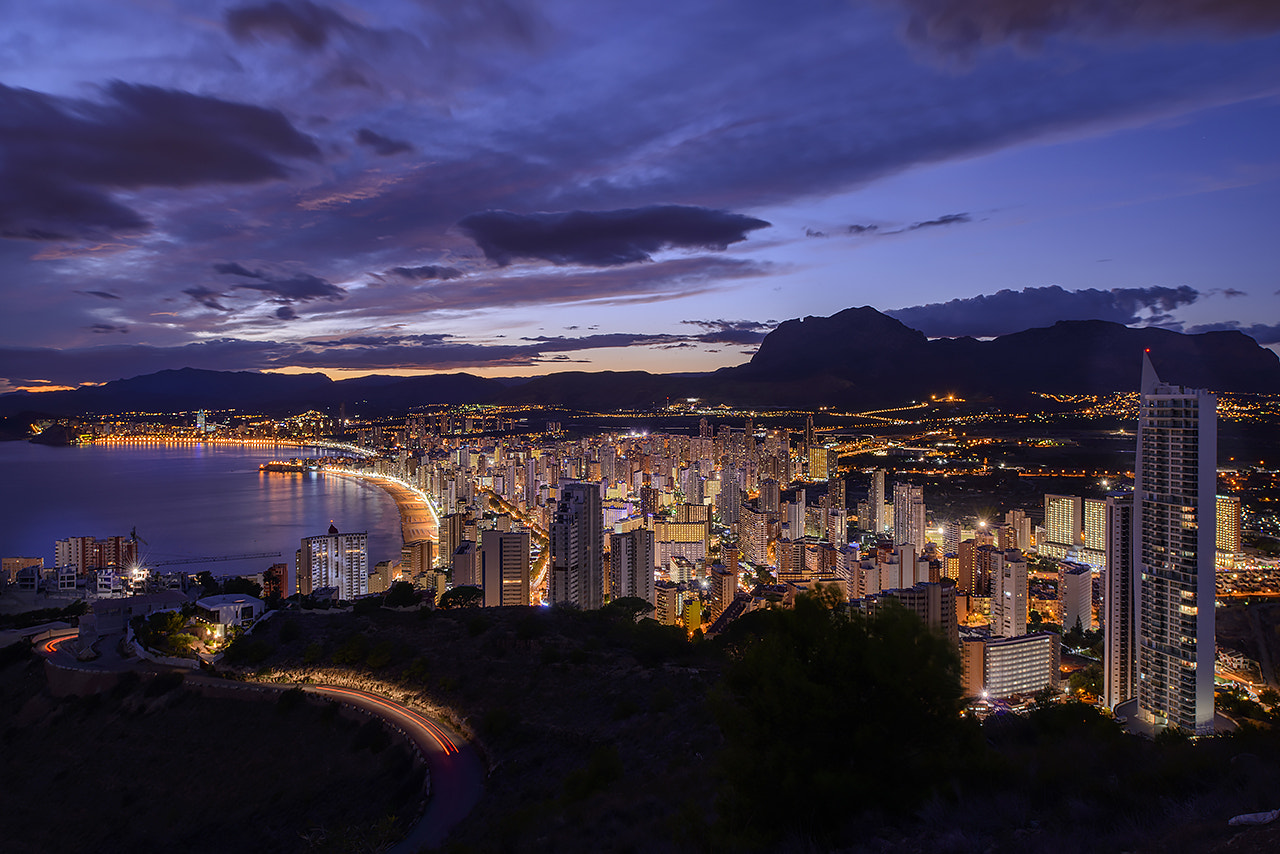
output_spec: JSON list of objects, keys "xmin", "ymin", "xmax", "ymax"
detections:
[
  {"xmin": 885, "ymin": 0, "xmax": 1280, "ymax": 57},
  {"xmin": 355, "ymin": 128, "xmax": 414, "ymax": 156},
  {"xmin": 1180, "ymin": 320, "xmax": 1280, "ymax": 344},
  {"xmin": 458, "ymin": 206, "xmax": 771, "ymax": 266},
  {"xmin": 887, "ymin": 285, "xmax": 1200, "ymax": 337},
  {"xmin": 0, "ymin": 82, "xmax": 319, "ymax": 240},
  {"xmin": 213, "ymin": 263, "xmax": 346, "ymax": 302},
  {"xmin": 386, "ymin": 265, "xmax": 464, "ymax": 280},
  {"xmin": 226, "ymin": 1, "xmax": 355, "ymax": 50}
]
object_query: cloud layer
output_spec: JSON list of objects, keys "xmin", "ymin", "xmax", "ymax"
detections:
[
  {"xmin": 887, "ymin": 285, "xmax": 1200, "ymax": 337},
  {"xmin": 0, "ymin": 1, "xmax": 1275, "ymax": 383},
  {"xmin": 458, "ymin": 206, "xmax": 772, "ymax": 267},
  {"xmin": 0, "ymin": 82, "xmax": 318, "ymax": 240},
  {"xmin": 887, "ymin": 0, "xmax": 1280, "ymax": 55}
]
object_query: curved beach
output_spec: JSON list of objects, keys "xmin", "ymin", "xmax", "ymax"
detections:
[{"xmin": 328, "ymin": 471, "xmax": 438, "ymax": 546}]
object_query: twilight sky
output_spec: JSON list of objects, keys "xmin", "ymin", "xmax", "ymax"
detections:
[{"xmin": 2, "ymin": 0, "xmax": 1279, "ymax": 392}]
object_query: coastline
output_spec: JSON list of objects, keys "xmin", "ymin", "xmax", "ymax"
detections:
[
  {"xmin": 89, "ymin": 436, "xmax": 372, "ymax": 457},
  {"xmin": 326, "ymin": 470, "xmax": 438, "ymax": 547}
]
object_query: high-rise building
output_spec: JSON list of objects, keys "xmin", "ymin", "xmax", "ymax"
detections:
[
  {"xmin": 1003, "ymin": 510, "xmax": 1032, "ymax": 552},
  {"xmin": 829, "ymin": 476, "xmax": 846, "ymax": 511},
  {"xmin": 738, "ymin": 503, "xmax": 770, "ymax": 566},
  {"xmin": 609, "ymin": 527, "xmax": 655, "ymax": 604},
  {"xmin": 991, "ymin": 549, "xmax": 1027, "ymax": 638},
  {"xmin": 550, "ymin": 482, "xmax": 604, "ymax": 609},
  {"xmin": 452, "ymin": 540, "xmax": 480, "ymax": 587},
  {"xmin": 708, "ymin": 564, "xmax": 738, "ymax": 620},
  {"xmin": 1059, "ymin": 561, "xmax": 1094, "ymax": 632},
  {"xmin": 1134, "ymin": 354, "xmax": 1216, "ymax": 734},
  {"xmin": 262, "ymin": 563, "xmax": 288, "ymax": 599},
  {"xmin": 401, "ymin": 539, "xmax": 435, "ymax": 580},
  {"xmin": 55, "ymin": 535, "xmax": 138, "ymax": 574},
  {"xmin": 1216, "ymin": 495, "xmax": 1242, "ymax": 569},
  {"xmin": 1042, "ymin": 494, "xmax": 1082, "ymax": 560},
  {"xmin": 759, "ymin": 479, "xmax": 781, "ymax": 515},
  {"xmin": 785, "ymin": 494, "xmax": 806, "ymax": 540},
  {"xmin": 655, "ymin": 581, "xmax": 683, "ymax": 625},
  {"xmin": 480, "ymin": 529, "xmax": 531, "ymax": 607},
  {"xmin": 868, "ymin": 470, "xmax": 886, "ymax": 533},
  {"xmin": 807, "ymin": 446, "xmax": 832, "ymax": 481},
  {"xmin": 1081, "ymin": 498, "xmax": 1107, "ymax": 570},
  {"xmin": 892, "ymin": 482, "xmax": 926, "ymax": 550},
  {"xmin": 1103, "ymin": 491, "xmax": 1136, "ymax": 711},
  {"xmin": 964, "ymin": 632, "xmax": 1060, "ymax": 699},
  {"xmin": 438, "ymin": 512, "xmax": 467, "ymax": 569},
  {"xmin": 298, "ymin": 524, "xmax": 369, "ymax": 600},
  {"xmin": 868, "ymin": 578, "xmax": 958, "ymax": 647}
]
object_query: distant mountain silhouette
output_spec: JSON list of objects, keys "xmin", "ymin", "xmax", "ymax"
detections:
[
  {"xmin": 3, "ymin": 308, "xmax": 1276, "ymax": 418},
  {"xmin": 703, "ymin": 308, "xmax": 1280, "ymax": 406},
  {"xmin": 0, "ymin": 367, "xmax": 504, "ymax": 418}
]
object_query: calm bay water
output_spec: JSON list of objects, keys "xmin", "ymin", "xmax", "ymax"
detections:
[{"xmin": 0, "ymin": 441, "xmax": 402, "ymax": 580}]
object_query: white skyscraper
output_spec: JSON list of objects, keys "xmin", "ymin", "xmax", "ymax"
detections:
[
  {"xmin": 991, "ymin": 549, "xmax": 1028, "ymax": 638},
  {"xmin": 480, "ymin": 529, "xmax": 531, "ymax": 607},
  {"xmin": 1042, "ymin": 494, "xmax": 1082, "ymax": 560},
  {"xmin": 298, "ymin": 524, "xmax": 368, "ymax": 600},
  {"xmin": 610, "ymin": 527, "xmax": 655, "ymax": 604},
  {"xmin": 893, "ymin": 482, "xmax": 926, "ymax": 550},
  {"xmin": 550, "ymin": 481, "xmax": 604, "ymax": 609},
  {"xmin": 1103, "ymin": 491, "xmax": 1136, "ymax": 711},
  {"xmin": 1134, "ymin": 353, "xmax": 1216, "ymax": 735},
  {"xmin": 868, "ymin": 470, "xmax": 886, "ymax": 533}
]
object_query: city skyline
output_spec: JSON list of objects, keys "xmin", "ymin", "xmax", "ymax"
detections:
[{"xmin": 2, "ymin": 1, "xmax": 1279, "ymax": 394}]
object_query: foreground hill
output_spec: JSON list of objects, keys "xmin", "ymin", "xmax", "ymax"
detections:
[
  {"xmin": 216, "ymin": 601, "xmax": 1280, "ymax": 853},
  {"xmin": 0, "ymin": 650, "xmax": 421, "ymax": 853}
]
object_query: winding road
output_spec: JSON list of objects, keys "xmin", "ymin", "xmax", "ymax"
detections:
[
  {"xmin": 36, "ymin": 637, "xmax": 485, "ymax": 851},
  {"xmin": 308, "ymin": 685, "xmax": 486, "ymax": 853}
]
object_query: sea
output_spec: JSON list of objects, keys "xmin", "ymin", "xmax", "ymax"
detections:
[{"xmin": 0, "ymin": 440, "xmax": 403, "ymax": 579}]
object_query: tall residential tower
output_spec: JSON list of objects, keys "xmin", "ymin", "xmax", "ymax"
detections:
[
  {"xmin": 1134, "ymin": 354, "xmax": 1216, "ymax": 735},
  {"xmin": 298, "ymin": 524, "xmax": 368, "ymax": 600},
  {"xmin": 550, "ymin": 482, "xmax": 604, "ymax": 609}
]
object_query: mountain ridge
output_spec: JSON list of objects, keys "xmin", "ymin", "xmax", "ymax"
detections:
[{"xmin": 3, "ymin": 308, "xmax": 1277, "ymax": 417}]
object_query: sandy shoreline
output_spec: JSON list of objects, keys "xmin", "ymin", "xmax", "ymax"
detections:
[{"xmin": 328, "ymin": 471, "xmax": 437, "ymax": 546}]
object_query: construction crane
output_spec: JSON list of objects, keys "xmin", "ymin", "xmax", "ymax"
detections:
[{"xmin": 148, "ymin": 552, "xmax": 282, "ymax": 567}]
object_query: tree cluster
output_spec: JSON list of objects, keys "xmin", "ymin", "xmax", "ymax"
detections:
[{"xmin": 711, "ymin": 592, "xmax": 978, "ymax": 845}]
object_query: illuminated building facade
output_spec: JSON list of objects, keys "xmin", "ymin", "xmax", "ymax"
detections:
[
  {"xmin": 1041, "ymin": 494, "xmax": 1082, "ymax": 560},
  {"xmin": 298, "ymin": 524, "xmax": 369, "ymax": 600},
  {"xmin": 550, "ymin": 481, "xmax": 604, "ymax": 609},
  {"xmin": 1216, "ymin": 495, "xmax": 1241, "ymax": 569},
  {"xmin": 609, "ymin": 527, "xmax": 655, "ymax": 604},
  {"xmin": 1134, "ymin": 354, "xmax": 1216, "ymax": 735},
  {"xmin": 481, "ymin": 529, "xmax": 531, "ymax": 607},
  {"xmin": 991, "ymin": 549, "xmax": 1028, "ymax": 638},
  {"xmin": 892, "ymin": 482, "xmax": 926, "ymax": 550},
  {"xmin": 1103, "ymin": 491, "xmax": 1136, "ymax": 711}
]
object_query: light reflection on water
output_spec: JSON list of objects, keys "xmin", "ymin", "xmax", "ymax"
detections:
[{"xmin": 0, "ymin": 441, "xmax": 401, "ymax": 580}]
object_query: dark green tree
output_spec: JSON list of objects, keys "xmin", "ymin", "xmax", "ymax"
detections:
[
  {"xmin": 1068, "ymin": 662, "xmax": 1103, "ymax": 697},
  {"xmin": 438, "ymin": 585, "xmax": 483, "ymax": 609},
  {"xmin": 222, "ymin": 576, "xmax": 263, "ymax": 597},
  {"xmin": 710, "ymin": 595, "xmax": 976, "ymax": 845},
  {"xmin": 195, "ymin": 571, "xmax": 220, "ymax": 596},
  {"xmin": 383, "ymin": 581, "xmax": 421, "ymax": 608},
  {"xmin": 603, "ymin": 596, "xmax": 655, "ymax": 622}
]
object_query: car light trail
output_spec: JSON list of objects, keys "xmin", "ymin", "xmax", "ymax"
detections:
[{"xmin": 316, "ymin": 685, "xmax": 458, "ymax": 754}]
